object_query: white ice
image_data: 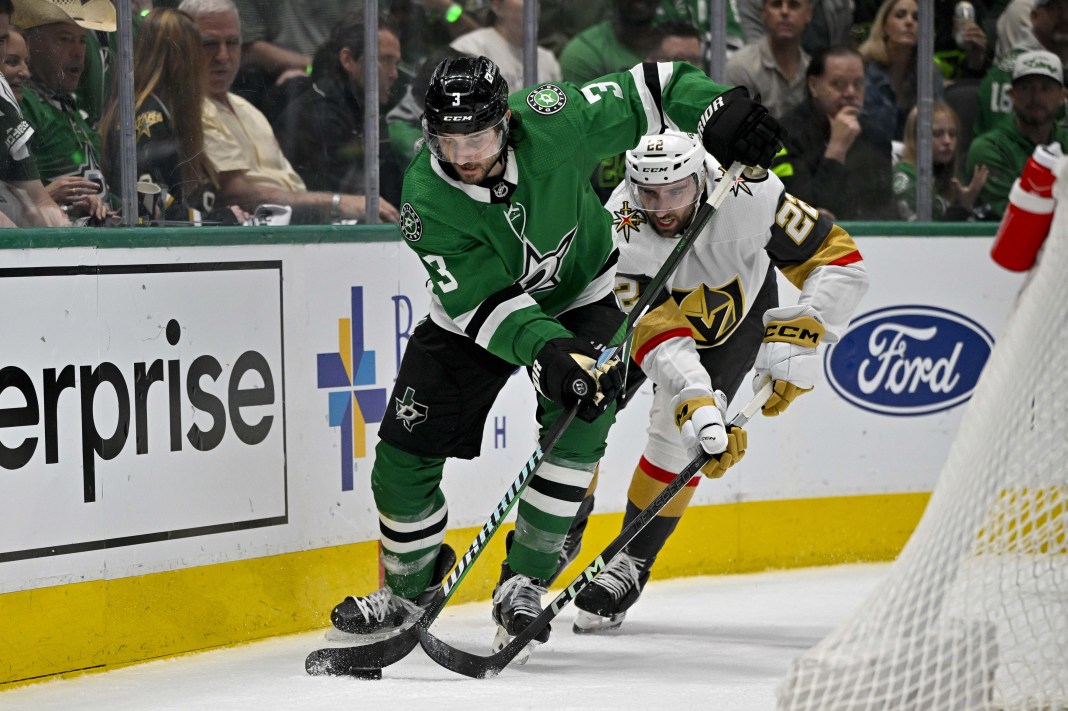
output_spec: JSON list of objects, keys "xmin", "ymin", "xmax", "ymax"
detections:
[{"xmin": 1, "ymin": 563, "xmax": 887, "ymax": 711}]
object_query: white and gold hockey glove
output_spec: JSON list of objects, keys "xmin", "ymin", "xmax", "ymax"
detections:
[
  {"xmin": 671, "ymin": 385, "xmax": 747, "ymax": 478},
  {"xmin": 753, "ymin": 304, "xmax": 826, "ymax": 416}
]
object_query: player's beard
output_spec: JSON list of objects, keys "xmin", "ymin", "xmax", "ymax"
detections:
[
  {"xmin": 648, "ymin": 205, "xmax": 695, "ymax": 238},
  {"xmin": 452, "ymin": 152, "xmax": 504, "ymax": 185}
]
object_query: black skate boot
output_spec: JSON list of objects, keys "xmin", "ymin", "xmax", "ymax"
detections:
[
  {"xmin": 572, "ymin": 550, "xmax": 650, "ymax": 633},
  {"xmin": 491, "ymin": 533, "xmax": 550, "ymax": 664},
  {"xmin": 327, "ymin": 543, "xmax": 456, "ymax": 643}
]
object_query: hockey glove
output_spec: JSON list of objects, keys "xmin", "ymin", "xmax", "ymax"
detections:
[
  {"xmin": 753, "ymin": 304, "xmax": 826, "ymax": 416},
  {"xmin": 672, "ymin": 385, "xmax": 729, "ymax": 458},
  {"xmin": 699, "ymin": 425, "xmax": 747, "ymax": 479},
  {"xmin": 532, "ymin": 337, "xmax": 625, "ymax": 422},
  {"xmin": 698, "ymin": 86, "xmax": 784, "ymax": 170}
]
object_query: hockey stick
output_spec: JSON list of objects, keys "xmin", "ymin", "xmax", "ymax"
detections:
[
  {"xmin": 416, "ymin": 379, "xmax": 774, "ymax": 679},
  {"xmin": 305, "ymin": 161, "xmax": 745, "ymax": 675}
]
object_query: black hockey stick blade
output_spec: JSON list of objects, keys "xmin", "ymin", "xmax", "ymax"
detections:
[
  {"xmin": 304, "ymin": 412, "xmax": 573, "ymax": 674},
  {"xmin": 417, "ymin": 381, "xmax": 774, "ymax": 678}
]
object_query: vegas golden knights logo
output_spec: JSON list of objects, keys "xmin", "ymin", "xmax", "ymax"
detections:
[{"xmin": 672, "ymin": 277, "xmax": 744, "ymax": 346}]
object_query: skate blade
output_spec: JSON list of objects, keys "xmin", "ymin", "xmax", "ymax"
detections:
[
  {"xmin": 572, "ymin": 609, "xmax": 626, "ymax": 634},
  {"xmin": 324, "ymin": 624, "xmax": 408, "ymax": 645},
  {"xmin": 492, "ymin": 625, "xmax": 540, "ymax": 665}
]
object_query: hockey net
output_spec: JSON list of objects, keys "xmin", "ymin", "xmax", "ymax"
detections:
[{"xmin": 776, "ymin": 167, "xmax": 1068, "ymax": 711}]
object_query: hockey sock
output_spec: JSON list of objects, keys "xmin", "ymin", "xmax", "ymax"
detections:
[
  {"xmin": 620, "ymin": 456, "xmax": 699, "ymax": 569},
  {"xmin": 510, "ymin": 459, "xmax": 596, "ymax": 580},
  {"xmin": 371, "ymin": 442, "xmax": 448, "ymax": 598}
]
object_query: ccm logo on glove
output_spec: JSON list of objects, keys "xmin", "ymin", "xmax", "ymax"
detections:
[{"xmin": 763, "ymin": 316, "xmax": 823, "ymax": 347}]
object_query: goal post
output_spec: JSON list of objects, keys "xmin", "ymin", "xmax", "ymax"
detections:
[{"xmin": 776, "ymin": 163, "xmax": 1068, "ymax": 711}]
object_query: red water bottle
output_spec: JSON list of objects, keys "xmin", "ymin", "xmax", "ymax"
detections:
[{"xmin": 991, "ymin": 143, "xmax": 1062, "ymax": 271}]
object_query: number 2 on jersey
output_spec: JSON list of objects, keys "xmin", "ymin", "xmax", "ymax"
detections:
[{"xmin": 423, "ymin": 254, "xmax": 459, "ymax": 293}]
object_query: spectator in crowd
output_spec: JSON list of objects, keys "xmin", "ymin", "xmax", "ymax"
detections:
[
  {"xmin": 590, "ymin": 20, "xmax": 704, "ymax": 204},
  {"xmin": 538, "ymin": 0, "xmax": 608, "ymax": 56},
  {"xmin": 976, "ymin": 0, "xmax": 1068, "ymax": 137},
  {"xmin": 656, "ymin": 1, "xmax": 747, "ymax": 61},
  {"xmin": 386, "ymin": 0, "xmax": 482, "ymax": 70},
  {"xmin": 736, "ymin": 0, "xmax": 853, "ymax": 55},
  {"xmin": 894, "ymin": 101, "xmax": 989, "ymax": 220},
  {"xmin": 725, "ymin": 0, "xmax": 813, "ymax": 121},
  {"xmin": 386, "ymin": 47, "xmax": 461, "ymax": 166},
  {"xmin": 858, "ymin": 0, "xmax": 944, "ymax": 145},
  {"xmin": 232, "ymin": 0, "xmax": 350, "ymax": 88},
  {"xmin": 773, "ymin": 45, "xmax": 896, "ymax": 220},
  {"xmin": 854, "ymin": 0, "xmax": 992, "ymax": 80},
  {"xmin": 274, "ymin": 14, "xmax": 405, "ymax": 208},
  {"xmin": 99, "ymin": 7, "xmax": 228, "ymax": 224},
  {"xmin": 0, "ymin": 0, "xmax": 67, "ymax": 227},
  {"xmin": 645, "ymin": 19, "xmax": 703, "ymax": 65},
  {"xmin": 967, "ymin": 49, "xmax": 1068, "ymax": 217},
  {"xmin": 559, "ymin": 0, "xmax": 662, "ymax": 85},
  {"xmin": 1, "ymin": 24, "xmax": 29, "ymax": 101},
  {"xmin": 179, "ymin": 0, "xmax": 398, "ymax": 224},
  {"xmin": 996, "ymin": 0, "xmax": 1041, "ymax": 59},
  {"xmin": 70, "ymin": 0, "xmax": 125, "ymax": 129},
  {"xmin": 14, "ymin": 0, "xmax": 111, "ymax": 222},
  {"xmin": 450, "ymin": 0, "xmax": 561, "ymax": 92}
]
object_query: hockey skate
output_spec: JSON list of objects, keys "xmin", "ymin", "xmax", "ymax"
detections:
[
  {"xmin": 572, "ymin": 551, "xmax": 650, "ymax": 634},
  {"xmin": 326, "ymin": 544, "xmax": 456, "ymax": 644},
  {"xmin": 491, "ymin": 544, "xmax": 550, "ymax": 665}
]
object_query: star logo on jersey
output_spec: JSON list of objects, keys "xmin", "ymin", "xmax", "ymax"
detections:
[
  {"xmin": 612, "ymin": 201, "xmax": 647, "ymax": 242},
  {"xmin": 400, "ymin": 202, "xmax": 422, "ymax": 242},
  {"xmin": 713, "ymin": 165, "xmax": 755, "ymax": 198},
  {"xmin": 672, "ymin": 277, "xmax": 745, "ymax": 346},
  {"xmin": 519, "ymin": 225, "xmax": 578, "ymax": 292},
  {"xmin": 526, "ymin": 84, "xmax": 567, "ymax": 115},
  {"xmin": 395, "ymin": 386, "xmax": 428, "ymax": 432},
  {"xmin": 135, "ymin": 110, "xmax": 163, "ymax": 140}
]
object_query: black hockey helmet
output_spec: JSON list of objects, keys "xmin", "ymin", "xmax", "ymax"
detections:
[{"xmin": 423, "ymin": 55, "xmax": 509, "ymax": 135}]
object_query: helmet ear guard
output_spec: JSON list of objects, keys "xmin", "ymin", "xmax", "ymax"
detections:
[
  {"xmin": 422, "ymin": 55, "xmax": 510, "ymax": 162},
  {"xmin": 625, "ymin": 131, "xmax": 708, "ymax": 214}
]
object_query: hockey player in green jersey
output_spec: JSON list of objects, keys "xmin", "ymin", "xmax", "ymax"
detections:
[{"xmin": 328, "ymin": 55, "xmax": 784, "ymax": 657}]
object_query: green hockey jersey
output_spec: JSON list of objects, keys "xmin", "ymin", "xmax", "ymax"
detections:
[{"xmin": 399, "ymin": 61, "xmax": 731, "ymax": 367}]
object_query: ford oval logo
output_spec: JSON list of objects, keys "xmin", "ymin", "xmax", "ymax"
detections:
[{"xmin": 825, "ymin": 305, "xmax": 994, "ymax": 416}]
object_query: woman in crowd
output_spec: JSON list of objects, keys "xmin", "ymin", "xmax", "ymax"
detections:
[
  {"xmin": 893, "ymin": 101, "xmax": 989, "ymax": 221},
  {"xmin": 859, "ymin": 0, "xmax": 944, "ymax": 144},
  {"xmin": 100, "ymin": 7, "xmax": 220, "ymax": 223},
  {"xmin": 1, "ymin": 25, "xmax": 29, "ymax": 101}
]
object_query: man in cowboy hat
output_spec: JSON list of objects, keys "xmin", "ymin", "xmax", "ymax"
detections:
[{"xmin": 12, "ymin": 0, "xmax": 113, "ymax": 221}]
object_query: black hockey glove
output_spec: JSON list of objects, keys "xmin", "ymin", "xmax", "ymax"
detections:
[
  {"xmin": 698, "ymin": 86, "xmax": 784, "ymax": 170},
  {"xmin": 532, "ymin": 337, "xmax": 625, "ymax": 422}
]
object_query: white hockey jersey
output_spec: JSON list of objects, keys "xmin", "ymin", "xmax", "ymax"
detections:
[{"xmin": 606, "ymin": 158, "xmax": 869, "ymax": 397}]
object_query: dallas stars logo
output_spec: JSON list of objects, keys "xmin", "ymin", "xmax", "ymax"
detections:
[
  {"xmin": 714, "ymin": 165, "xmax": 755, "ymax": 198},
  {"xmin": 612, "ymin": 200, "xmax": 646, "ymax": 242},
  {"xmin": 672, "ymin": 277, "xmax": 745, "ymax": 347},
  {"xmin": 526, "ymin": 84, "xmax": 567, "ymax": 115},
  {"xmin": 519, "ymin": 225, "xmax": 577, "ymax": 292},
  {"xmin": 400, "ymin": 202, "xmax": 422, "ymax": 242},
  {"xmin": 395, "ymin": 386, "xmax": 428, "ymax": 432}
]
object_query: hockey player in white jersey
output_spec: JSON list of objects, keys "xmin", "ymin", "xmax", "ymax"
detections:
[{"xmin": 567, "ymin": 130, "xmax": 870, "ymax": 632}]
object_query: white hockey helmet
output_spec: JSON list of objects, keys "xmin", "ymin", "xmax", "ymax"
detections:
[{"xmin": 625, "ymin": 130, "xmax": 707, "ymax": 213}]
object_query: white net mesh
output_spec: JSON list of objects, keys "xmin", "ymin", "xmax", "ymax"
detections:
[{"xmin": 776, "ymin": 163, "xmax": 1068, "ymax": 711}]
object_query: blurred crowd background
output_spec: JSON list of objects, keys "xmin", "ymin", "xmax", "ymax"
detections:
[{"xmin": 1, "ymin": 0, "xmax": 1064, "ymax": 228}]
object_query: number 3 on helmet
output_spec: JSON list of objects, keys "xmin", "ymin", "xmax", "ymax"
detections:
[{"xmin": 422, "ymin": 56, "xmax": 511, "ymax": 164}]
